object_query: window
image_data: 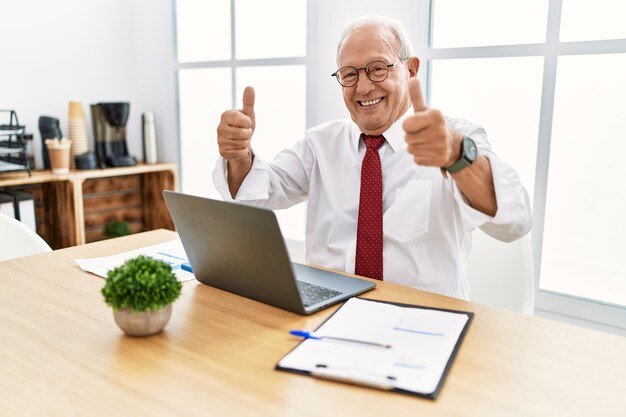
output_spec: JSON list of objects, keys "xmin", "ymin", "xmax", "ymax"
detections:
[
  {"xmin": 429, "ymin": 0, "xmax": 626, "ymax": 329},
  {"xmin": 560, "ymin": 0, "xmax": 626, "ymax": 42},
  {"xmin": 541, "ymin": 53, "xmax": 626, "ymax": 307},
  {"xmin": 173, "ymin": 1, "xmax": 626, "ymax": 330},
  {"xmin": 430, "ymin": 56, "xmax": 543, "ymax": 200},
  {"xmin": 431, "ymin": 0, "xmax": 549, "ymax": 48},
  {"xmin": 175, "ymin": 0, "xmax": 307, "ymax": 241},
  {"xmin": 176, "ymin": 0, "xmax": 231, "ymax": 62},
  {"xmin": 178, "ymin": 67, "xmax": 231, "ymax": 198}
]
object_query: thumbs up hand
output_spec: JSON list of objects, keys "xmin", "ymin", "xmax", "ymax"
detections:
[
  {"xmin": 402, "ymin": 78, "xmax": 462, "ymax": 169},
  {"xmin": 217, "ymin": 86, "xmax": 256, "ymax": 161}
]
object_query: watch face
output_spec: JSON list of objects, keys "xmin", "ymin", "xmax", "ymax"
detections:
[{"xmin": 463, "ymin": 137, "xmax": 478, "ymax": 162}]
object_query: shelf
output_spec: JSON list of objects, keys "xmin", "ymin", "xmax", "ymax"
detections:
[
  {"xmin": 0, "ymin": 163, "xmax": 177, "ymax": 248},
  {"xmin": 0, "ymin": 110, "xmax": 30, "ymax": 175},
  {"xmin": 0, "ymin": 145, "xmax": 26, "ymax": 154},
  {"xmin": 0, "ymin": 163, "xmax": 175, "ymax": 186},
  {"xmin": 0, "ymin": 160, "xmax": 29, "ymax": 172}
]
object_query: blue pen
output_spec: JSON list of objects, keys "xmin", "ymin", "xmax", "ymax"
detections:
[
  {"xmin": 290, "ymin": 330, "xmax": 392, "ymax": 349},
  {"xmin": 181, "ymin": 262, "xmax": 193, "ymax": 273}
]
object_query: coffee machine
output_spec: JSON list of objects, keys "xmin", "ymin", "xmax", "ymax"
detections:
[{"xmin": 90, "ymin": 102, "xmax": 136, "ymax": 168}]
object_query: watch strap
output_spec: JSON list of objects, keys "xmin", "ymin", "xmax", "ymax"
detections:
[
  {"xmin": 444, "ymin": 136, "xmax": 475, "ymax": 174},
  {"xmin": 445, "ymin": 156, "xmax": 472, "ymax": 174}
]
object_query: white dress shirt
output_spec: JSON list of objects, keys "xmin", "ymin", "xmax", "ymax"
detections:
[{"xmin": 213, "ymin": 109, "xmax": 532, "ymax": 299}]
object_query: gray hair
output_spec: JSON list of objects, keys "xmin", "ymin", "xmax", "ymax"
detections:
[{"xmin": 336, "ymin": 16, "xmax": 414, "ymax": 64}]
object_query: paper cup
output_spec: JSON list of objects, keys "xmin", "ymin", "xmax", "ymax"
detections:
[
  {"xmin": 68, "ymin": 101, "xmax": 89, "ymax": 169},
  {"xmin": 68, "ymin": 101, "xmax": 85, "ymax": 118},
  {"xmin": 47, "ymin": 142, "xmax": 72, "ymax": 174}
]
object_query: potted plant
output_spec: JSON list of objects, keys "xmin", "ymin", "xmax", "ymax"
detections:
[
  {"xmin": 101, "ymin": 255, "xmax": 182, "ymax": 336},
  {"xmin": 103, "ymin": 221, "xmax": 132, "ymax": 239}
]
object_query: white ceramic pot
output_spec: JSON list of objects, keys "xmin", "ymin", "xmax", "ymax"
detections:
[{"xmin": 113, "ymin": 304, "xmax": 172, "ymax": 337}]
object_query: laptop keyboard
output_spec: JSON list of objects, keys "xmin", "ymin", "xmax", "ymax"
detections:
[{"xmin": 297, "ymin": 281, "xmax": 342, "ymax": 307}]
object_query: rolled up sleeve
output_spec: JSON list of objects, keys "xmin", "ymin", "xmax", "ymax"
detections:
[
  {"xmin": 212, "ymin": 156, "xmax": 271, "ymax": 202},
  {"xmin": 449, "ymin": 119, "xmax": 533, "ymax": 242},
  {"xmin": 480, "ymin": 153, "xmax": 532, "ymax": 241},
  {"xmin": 212, "ymin": 139, "xmax": 311, "ymax": 209}
]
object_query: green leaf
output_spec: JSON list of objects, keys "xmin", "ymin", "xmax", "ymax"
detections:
[{"xmin": 101, "ymin": 255, "xmax": 182, "ymax": 313}]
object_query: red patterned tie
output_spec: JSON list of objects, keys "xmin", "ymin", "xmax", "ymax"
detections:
[{"xmin": 355, "ymin": 134, "xmax": 385, "ymax": 280}]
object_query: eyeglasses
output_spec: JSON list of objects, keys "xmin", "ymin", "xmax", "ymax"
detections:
[{"xmin": 331, "ymin": 60, "xmax": 395, "ymax": 87}]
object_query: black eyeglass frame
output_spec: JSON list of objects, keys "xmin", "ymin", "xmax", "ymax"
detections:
[{"xmin": 331, "ymin": 61, "xmax": 395, "ymax": 87}]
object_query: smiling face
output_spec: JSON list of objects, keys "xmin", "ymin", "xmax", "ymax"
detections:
[{"xmin": 337, "ymin": 26, "xmax": 416, "ymax": 135}]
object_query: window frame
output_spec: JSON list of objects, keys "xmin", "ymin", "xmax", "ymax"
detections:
[
  {"xmin": 424, "ymin": 0, "xmax": 626, "ymax": 332},
  {"xmin": 172, "ymin": 0, "xmax": 310, "ymax": 192},
  {"xmin": 172, "ymin": 0, "xmax": 626, "ymax": 332}
]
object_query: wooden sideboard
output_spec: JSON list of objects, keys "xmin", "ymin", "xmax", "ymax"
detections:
[{"xmin": 0, "ymin": 163, "xmax": 177, "ymax": 249}]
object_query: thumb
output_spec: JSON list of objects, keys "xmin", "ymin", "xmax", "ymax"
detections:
[
  {"xmin": 408, "ymin": 77, "xmax": 427, "ymax": 112},
  {"xmin": 241, "ymin": 86, "xmax": 255, "ymax": 117}
]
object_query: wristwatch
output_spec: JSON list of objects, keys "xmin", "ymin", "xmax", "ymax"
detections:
[{"xmin": 444, "ymin": 136, "xmax": 477, "ymax": 174}]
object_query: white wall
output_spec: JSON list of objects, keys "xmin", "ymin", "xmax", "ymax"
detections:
[
  {"xmin": 129, "ymin": 0, "xmax": 178, "ymax": 165},
  {"xmin": 0, "ymin": 0, "xmax": 177, "ymax": 168}
]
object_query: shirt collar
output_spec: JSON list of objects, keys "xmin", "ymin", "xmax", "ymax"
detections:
[
  {"xmin": 350, "ymin": 107, "xmax": 412, "ymax": 153},
  {"xmin": 385, "ymin": 107, "xmax": 412, "ymax": 152}
]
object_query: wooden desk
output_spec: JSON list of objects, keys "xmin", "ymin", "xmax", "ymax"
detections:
[{"xmin": 1, "ymin": 230, "xmax": 624, "ymax": 417}]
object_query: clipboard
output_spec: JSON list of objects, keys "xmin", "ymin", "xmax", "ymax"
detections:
[{"xmin": 276, "ymin": 297, "xmax": 473, "ymax": 399}]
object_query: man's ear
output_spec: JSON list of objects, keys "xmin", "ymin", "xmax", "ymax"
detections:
[{"xmin": 407, "ymin": 57, "xmax": 420, "ymax": 77}]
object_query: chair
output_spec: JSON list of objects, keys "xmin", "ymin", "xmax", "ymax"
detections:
[
  {"xmin": 0, "ymin": 213, "xmax": 52, "ymax": 261},
  {"xmin": 285, "ymin": 238, "xmax": 306, "ymax": 263},
  {"xmin": 466, "ymin": 231, "xmax": 535, "ymax": 315}
]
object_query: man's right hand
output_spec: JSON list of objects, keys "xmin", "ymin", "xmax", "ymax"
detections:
[
  {"xmin": 217, "ymin": 86, "xmax": 256, "ymax": 197},
  {"xmin": 217, "ymin": 86, "xmax": 256, "ymax": 162}
]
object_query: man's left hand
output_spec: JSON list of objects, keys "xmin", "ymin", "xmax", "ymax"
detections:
[{"xmin": 402, "ymin": 77, "xmax": 462, "ymax": 168}]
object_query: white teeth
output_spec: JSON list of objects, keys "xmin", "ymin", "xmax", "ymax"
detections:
[{"xmin": 360, "ymin": 98, "xmax": 382, "ymax": 107}]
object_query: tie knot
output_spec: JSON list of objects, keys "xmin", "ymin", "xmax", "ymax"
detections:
[{"xmin": 362, "ymin": 134, "xmax": 385, "ymax": 151}]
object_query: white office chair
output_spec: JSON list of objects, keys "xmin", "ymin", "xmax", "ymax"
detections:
[
  {"xmin": 286, "ymin": 233, "xmax": 535, "ymax": 314},
  {"xmin": 466, "ymin": 231, "xmax": 535, "ymax": 315},
  {"xmin": 0, "ymin": 213, "xmax": 52, "ymax": 261},
  {"xmin": 285, "ymin": 238, "xmax": 306, "ymax": 263}
]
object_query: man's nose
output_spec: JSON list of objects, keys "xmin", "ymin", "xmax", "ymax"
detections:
[{"xmin": 355, "ymin": 71, "xmax": 375, "ymax": 95}]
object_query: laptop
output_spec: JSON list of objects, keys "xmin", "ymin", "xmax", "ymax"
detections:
[{"xmin": 163, "ymin": 191, "xmax": 375, "ymax": 315}]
